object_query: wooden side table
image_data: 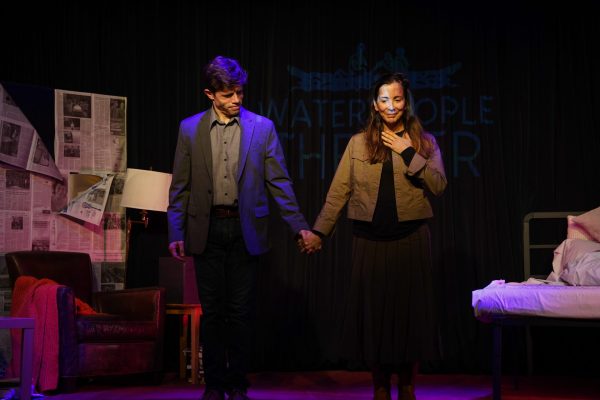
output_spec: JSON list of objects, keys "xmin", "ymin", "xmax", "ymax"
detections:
[
  {"xmin": 166, "ymin": 304, "xmax": 202, "ymax": 384},
  {"xmin": 0, "ymin": 317, "xmax": 34, "ymax": 400}
]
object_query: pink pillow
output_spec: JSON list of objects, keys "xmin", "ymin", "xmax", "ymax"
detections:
[
  {"xmin": 567, "ymin": 215, "xmax": 594, "ymax": 241},
  {"xmin": 569, "ymin": 207, "xmax": 600, "ymax": 242}
]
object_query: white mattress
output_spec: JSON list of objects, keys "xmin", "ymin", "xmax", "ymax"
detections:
[{"xmin": 472, "ymin": 280, "xmax": 600, "ymax": 319}]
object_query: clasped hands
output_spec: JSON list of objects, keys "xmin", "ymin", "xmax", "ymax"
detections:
[
  {"xmin": 297, "ymin": 229, "xmax": 322, "ymax": 254},
  {"xmin": 171, "ymin": 231, "xmax": 323, "ymax": 258}
]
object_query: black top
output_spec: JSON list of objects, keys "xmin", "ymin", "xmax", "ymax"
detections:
[{"xmin": 353, "ymin": 145, "xmax": 424, "ymax": 240}]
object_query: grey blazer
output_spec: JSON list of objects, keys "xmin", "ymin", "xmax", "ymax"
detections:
[{"xmin": 168, "ymin": 107, "xmax": 309, "ymax": 255}]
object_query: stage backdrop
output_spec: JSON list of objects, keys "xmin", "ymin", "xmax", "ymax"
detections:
[{"xmin": 2, "ymin": 1, "xmax": 600, "ymax": 375}]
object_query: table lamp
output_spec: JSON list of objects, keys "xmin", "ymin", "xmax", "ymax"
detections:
[{"xmin": 120, "ymin": 168, "xmax": 172, "ymax": 259}]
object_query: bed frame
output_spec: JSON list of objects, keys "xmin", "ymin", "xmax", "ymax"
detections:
[{"xmin": 488, "ymin": 211, "xmax": 587, "ymax": 400}]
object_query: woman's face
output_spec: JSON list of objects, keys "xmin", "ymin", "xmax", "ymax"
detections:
[{"xmin": 374, "ymin": 81, "xmax": 406, "ymax": 129}]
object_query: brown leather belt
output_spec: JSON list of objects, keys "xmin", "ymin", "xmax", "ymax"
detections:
[{"xmin": 211, "ymin": 205, "xmax": 240, "ymax": 218}]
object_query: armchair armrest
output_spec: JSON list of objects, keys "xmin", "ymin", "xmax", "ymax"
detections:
[
  {"xmin": 93, "ymin": 287, "xmax": 165, "ymax": 321},
  {"xmin": 56, "ymin": 286, "xmax": 78, "ymax": 377}
]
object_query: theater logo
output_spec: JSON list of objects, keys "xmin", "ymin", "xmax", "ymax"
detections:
[{"xmin": 254, "ymin": 44, "xmax": 489, "ymax": 178}]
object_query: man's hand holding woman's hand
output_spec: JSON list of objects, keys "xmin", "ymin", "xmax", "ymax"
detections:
[{"xmin": 297, "ymin": 230, "xmax": 322, "ymax": 255}]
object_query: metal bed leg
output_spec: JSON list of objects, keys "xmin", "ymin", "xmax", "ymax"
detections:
[
  {"xmin": 510, "ymin": 326, "xmax": 520, "ymax": 391},
  {"xmin": 493, "ymin": 323, "xmax": 502, "ymax": 400},
  {"xmin": 525, "ymin": 325, "xmax": 533, "ymax": 375}
]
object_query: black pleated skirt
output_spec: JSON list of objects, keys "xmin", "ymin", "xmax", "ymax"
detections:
[{"xmin": 339, "ymin": 223, "xmax": 440, "ymax": 368}]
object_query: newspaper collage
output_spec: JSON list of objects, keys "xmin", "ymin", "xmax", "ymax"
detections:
[
  {"xmin": 54, "ymin": 89, "xmax": 128, "ymax": 290},
  {"xmin": 0, "ymin": 84, "xmax": 129, "ymax": 312}
]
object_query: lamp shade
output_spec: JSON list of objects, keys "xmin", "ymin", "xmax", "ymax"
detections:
[{"xmin": 120, "ymin": 168, "xmax": 171, "ymax": 212}]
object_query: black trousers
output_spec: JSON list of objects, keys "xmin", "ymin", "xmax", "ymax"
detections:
[{"xmin": 194, "ymin": 216, "xmax": 258, "ymax": 392}]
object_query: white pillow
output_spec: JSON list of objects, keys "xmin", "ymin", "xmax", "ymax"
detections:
[
  {"xmin": 560, "ymin": 251, "xmax": 600, "ymax": 285},
  {"xmin": 550, "ymin": 238, "xmax": 600, "ymax": 280},
  {"xmin": 568, "ymin": 207, "xmax": 600, "ymax": 242}
]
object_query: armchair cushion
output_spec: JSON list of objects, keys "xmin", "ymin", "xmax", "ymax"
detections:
[
  {"xmin": 93, "ymin": 288, "xmax": 163, "ymax": 320},
  {"xmin": 76, "ymin": 298, "xmax": 97, "ymax": 315}
]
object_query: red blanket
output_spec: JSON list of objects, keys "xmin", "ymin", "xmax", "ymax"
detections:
[{"xmin": 10, "ymin": 276, "xmax": 60, "ymax": 392}]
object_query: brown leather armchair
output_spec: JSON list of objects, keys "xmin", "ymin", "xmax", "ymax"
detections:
[{"xmin": 6, "ymin": 250, "xmax": 165, "ymax": 392}]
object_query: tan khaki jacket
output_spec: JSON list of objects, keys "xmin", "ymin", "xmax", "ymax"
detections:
[{"xmin": 313, "ymin": 132, "xmax": 446, "ymax": 236}]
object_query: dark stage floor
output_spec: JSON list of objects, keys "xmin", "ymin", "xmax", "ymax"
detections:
[{"xmin": 24, "ymin": 370, "xmax": 600, "ymax": 400}]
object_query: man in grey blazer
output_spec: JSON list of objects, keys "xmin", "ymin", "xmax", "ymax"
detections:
[{"xmin": 167, "ymin": 56, "xmax": 318, "ymax": 400}]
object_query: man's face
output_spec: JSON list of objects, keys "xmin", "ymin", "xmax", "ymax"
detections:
[{"xmin": 204, "ymin": 86, "xmax": 244, "ymax": 121}]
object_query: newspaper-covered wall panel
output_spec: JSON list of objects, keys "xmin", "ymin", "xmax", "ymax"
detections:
[
  {"xmin": 55, "ymin": 91, "xmax": 93, "ymax": 172},
  {"xmin": 53, "ymin": 89, "xmax": 127, "ymax": 262},
  {"xmin": 0, "ymin": 116, "xmax": 35, "ymax": 170},
  {"xmin": 0, "ymin": 167, "xmax": 32, "ymax": 252},
  {"xmin": 92, "ymin": 212, "xmax": 125, "ymax": 262},
  {"xmin": 55, "ymin": 90, "xmax": 127, "ymax": 174},
  {"xmin": 28, "ymin": 135, "xmax": 61, "ymax": 179},
  {"xmin": 0, "ymin": 84, "xmax": 62, "ymax": 180},
  {"xmin": 52, "ymin": 215, "xmax": 93, "ymax": 252},
  {"xmin": 2, "ymin": 168, "xmax": 31, "ymax": 211},
  {"xmin": 94, "ymin": 132, "xmax": 127, "ymax": 173},
  {"xmin": 1, "ymin": 211, "xmax": 31, "ymax": 252},
  {"xmin": 31, "ymin": 174, "xmax": 55, "ymax": 252},
  {"xmin": 92, "ymin": 94, "xmax": 127, "ymax": 172},
  {"xmin": 105, "ymin": 174, "xmax": 125, "ymax": 212}
]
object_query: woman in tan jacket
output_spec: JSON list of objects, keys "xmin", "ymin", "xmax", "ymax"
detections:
[{"xmin": 302, "ymin": 73, "xmax": 447, "ymax": 400}]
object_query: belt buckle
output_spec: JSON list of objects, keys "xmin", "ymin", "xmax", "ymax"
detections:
[{"xmin": 213, "ymin": 206, "xmax": 238, "ymax": 218}]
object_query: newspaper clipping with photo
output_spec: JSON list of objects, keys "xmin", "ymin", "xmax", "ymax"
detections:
[{"xmin": 0, "ymin": 83, "xmax": 62, "ymax": 180}]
